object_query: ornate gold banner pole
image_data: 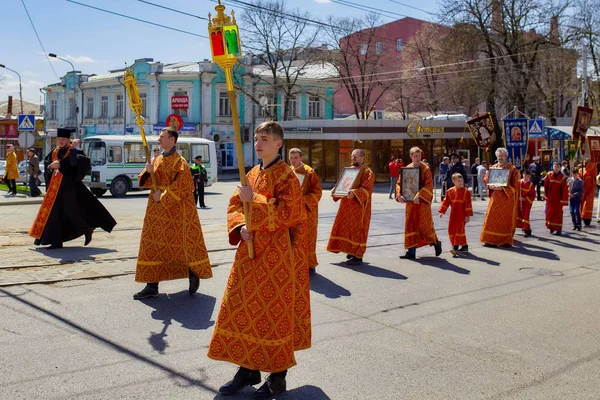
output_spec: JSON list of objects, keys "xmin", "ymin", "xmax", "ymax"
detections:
[
  {"xmin": 123, "ymin": 67, "xmax": 157, "ymax": 192},
  {"xmin": 209, "ymin": 1, "xmax": 254, "ymax": 258}
]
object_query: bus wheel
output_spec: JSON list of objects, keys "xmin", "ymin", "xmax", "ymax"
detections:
[
  {"xmin": 91, "ymin": 188, "xmax": 107, "ymax": 197},
  {"xmin": 110, "ymin": 177, "xmax": 129, "ymax": 198}
]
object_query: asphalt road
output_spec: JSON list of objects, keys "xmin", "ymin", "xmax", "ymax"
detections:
[{"xmin": 1, "ymin": 182, "xmax": 599, "ymax": 399}]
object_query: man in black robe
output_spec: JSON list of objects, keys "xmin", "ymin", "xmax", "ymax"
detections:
[{"xmin": 29, "ymin": 128, "xmax": 116, "ymax": 249}]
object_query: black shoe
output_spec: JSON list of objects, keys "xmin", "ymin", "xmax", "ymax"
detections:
[
  {"xmin": 501, "ymin": 243, "xmax": 512, "ymax": 248},
  {"xmin": 577, "ymin": 226, "xmax": 582, "ymax": 231},
  {"xmin": 188, "ymin": 269, "xmax": 200, "ymax": 294},
  {"xmin": 84, "ymin": 230, "xmax": 93, "ymax": 246},
  {"xmin": 345, "ymin": 254, "xmax": 353, "ymax": 260},
  {"xmin": 309, "ymin": 268, "xmax": 316, "ymax": 276},
  {"xmin": 524, "ymin": 231, "xmax": 531, "ymax": 238},
  {"xmin": 482, "ymin": 243, "xmax": 498, "ymax": 248},
  {"xmin": 133, "ymin": 285, "xmax": 159, "ymax": 300},
  {"xmin": 219, "ymin": 367, "xmax": 261, "ymax": 395},
  {"xmin": 549, "ymin": 230, "xmax": 555, "ymax": 234},
  {"xmin": 453, "ymin": 245, "xmax": 459, "ymax": 251},
  {"xmin": 253, "ymin": 374, "xmax": 286, "ymax": 400},
  {"xmin": 572, "ymin": 226, "xmax": 578, "ymax": 230},
  {"xmin": 434, "ymin": 241, "xmax": 442, "ymax": 257},
  {"xmin": 399, "ymin": 252, "xmax": 415, "ymax": 259},
  {"xmin": 346, "ymin": 257, "xmax": 363, "ymax": 266},
  {"xmin": 47, "ymin": 243, "xmax": 63, "ymax": 250},
  {"xmin": 458, "ymin": 245, "xmax": 469, "ymax": 252},
  {"xmin": 554, "ymin": 231, "xmax": 562, "ymax": 236}
]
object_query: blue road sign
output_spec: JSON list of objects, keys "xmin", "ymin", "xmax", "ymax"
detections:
[
  {"xmin": 18, "ymin": 114, "xmax": 35, "ymax": 131},
  {"xmin": 528, "ymin": 119, "xmax": 544, "ymax": 135}
]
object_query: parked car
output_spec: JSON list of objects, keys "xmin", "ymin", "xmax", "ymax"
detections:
[
  {"xmin": 17, "ymin": 160, "xmax": 45, "ymax": 185},
  {"xmin": 0, "ymin": 159, "xmax": 5, "ymax": 182}
]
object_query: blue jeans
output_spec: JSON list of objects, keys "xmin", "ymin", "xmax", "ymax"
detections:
[
  {"xmin": 389, "ymin": 176, "xmax": 398, "ymax": 198},
  {"xmin": 570, "ymin": 198, "xmax": 582, "ymax": 227}
]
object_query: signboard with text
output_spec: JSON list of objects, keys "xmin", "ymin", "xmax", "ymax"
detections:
[{"xmin": 171, "ymin": 96, "xmax": 189, "ymax": 110}]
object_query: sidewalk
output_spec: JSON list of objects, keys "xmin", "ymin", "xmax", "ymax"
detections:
[{"xmin": 0, "ymin": 191, "xmax": 44, "ymax": 206}]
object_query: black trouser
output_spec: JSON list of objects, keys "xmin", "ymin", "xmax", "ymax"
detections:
[
  {"xmin": 194, "ymin": 181, "xmax": 206, "ymax": 207},
  {"xmin": 29, "ymin": 175, "xmax": 41, "ymax": 197},
  {"xmin": 6, "ymin": 179, "xmax": 17, "ymax": 194}
]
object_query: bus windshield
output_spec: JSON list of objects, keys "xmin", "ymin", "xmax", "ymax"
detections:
[{"xmin": 85, "ymin": 141, "xmax": 107, "ymax": 166}]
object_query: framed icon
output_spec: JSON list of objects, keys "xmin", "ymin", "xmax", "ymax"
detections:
[
  {"xmin": 400, "ymin": 167, "xmax": 420, "ymax": 202},
  {"xmin": 487, "ymin": 168, "xmax": 510, "ymax": 187},
  {"xmin": 332, "ymin": 167, "xmax": 362, "ymax": 197}
]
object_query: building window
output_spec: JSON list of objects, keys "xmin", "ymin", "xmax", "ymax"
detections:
[
  {"xmin": 49, "ymin": 100, "xmax": 57, "ymax": 119},
  {"xmin": 69, "ymin": 97, "xmax": 76, "ymax": 119},
  {"xmin": 288, "ymin": 95, "xmax": 298, "ymax": 118},
  {"xmin": 86, "ymin": 97, "xmax": 94, "ymax": 118},
  {"xmin": 397, "ymin": 39, "xmax": 403, "ymax": 52},
  {"xmin": 360, "ymin": 44, "xmax": 368, "ymax": 55},
  {"xmin": 308, "ymin": 96, "xmax": 322, "ymax": 119},
  {"xmin": 219, "ymin": 92, "xmax": 231, "ymax": 116},
  {"xmin": 173, "ymin": 90, "xmax": 188, "ymax": 117},
  {"xmin": 140, "ymin": 92, "xmax": 147, "ymax": 117},
  {"xmin": 115, "ymin": 94, "xmax": 124, "ymax": 118},
  {"xmin": 376, "ymin": 42, "xmax": 382, "ymax": 54},
  {"xmin": 100, "ymin": 96, "xmax": 109, "ymax": 117}
]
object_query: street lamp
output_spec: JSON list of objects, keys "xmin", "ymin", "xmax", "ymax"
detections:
[
  {"xmin": 49, "ymin": 53, "xmax": 80, "ymax": 137},
  {"xmin": 0, "ymin": 64, "xmax": 24, "ymax": 114}
]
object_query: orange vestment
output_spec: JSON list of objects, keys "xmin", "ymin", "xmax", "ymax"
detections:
[
  {"xmin": 438, "ymin": 186, "xmax": 473, "ymax": 246},
  {"xmin": 517, "ymin": 180, "xmax": 536, "ymax": 231},
  {"xmin": 398, "ymin": 162, "xmax": 439, "ymax": 249},
  {"xmin": 544, "ymin": 171, "xmax": 568, "ymax": 231},
  {"xmin": 480, "ymin": 163, "xmax": 520, "ymax": 245},
  {"xmin": 327, "ymin": 166, "xmax": 375, "ymax": 258},
  {"xmin": 208, "ymin": 159, "xmax": 311, "ymax": 372},
  {"xmin": 135, "ymin": 152, "xmax": 212, "ymax": 282},
  {"xmin": 580, "ymin": 161, "xmax": 597, "ymax": 220},
  {"xmin": 292, "ymin": 163, "xmax": 322, "ymax": 270}
]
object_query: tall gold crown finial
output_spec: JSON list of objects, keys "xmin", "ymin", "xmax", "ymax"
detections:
[{"xmin": 211, "ymin": 0, "xmax": 231, "ymax": 27}]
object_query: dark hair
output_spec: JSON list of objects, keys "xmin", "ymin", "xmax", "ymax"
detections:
[
  {"xmin": 162, "ymin": 127, "xmax": 179, "ymax": 143},
  {"xmin": 523, "ymin": 169, "xmax": 531, "ymax": 176},
  {"xmin": 254, "ymin": 121, "xmax": 284, "ymax": 140}
]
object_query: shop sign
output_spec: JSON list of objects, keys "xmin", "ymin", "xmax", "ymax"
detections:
[{"xmin": 406, "ymin": 121, "xmax": 444, "ymax": 138}]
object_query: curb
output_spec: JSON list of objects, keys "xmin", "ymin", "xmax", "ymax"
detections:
[{"xmin": 0, "ymin": 199, "xmax": 44, "ymax": 207}]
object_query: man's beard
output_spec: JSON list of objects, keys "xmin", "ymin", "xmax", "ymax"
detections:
[{"xmin": 352, "ymin": 162, "xmax": 361, "ymax": 167}]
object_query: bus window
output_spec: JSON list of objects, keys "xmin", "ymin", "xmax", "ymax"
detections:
[
  {"xmin": 176, "ymin": 143, "xmax": 190, "ymax": 161},
  {"xmin": 87, "ymin": 141, "xmax": 106, "ymax": 166},
  {"xmin": 124, "ymin": 142, "xmax": 147, "ymax": 163},
  {"xmin": 192, "ymin": 144, "xmax": 210, "ymax": 162},
  {"xmin": 108, "ymin": 146, "xmax": 123, "ymax": 163}
]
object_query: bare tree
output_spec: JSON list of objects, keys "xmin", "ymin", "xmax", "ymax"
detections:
[
  {"xmin": 236, "ymin": 0, "xmax": 323, "ymax": 121},
  {"xmin": 570, "ymin": 0, "xmax": 600, "ymax": 109},
  {"xmin": 322, "ymin": 13, "xmax": 390, "ymax": 119}
]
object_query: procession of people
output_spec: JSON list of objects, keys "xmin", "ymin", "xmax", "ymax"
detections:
[{"xmin": 10, "ymin": 122, "xmax": 600, "ymax": 398}]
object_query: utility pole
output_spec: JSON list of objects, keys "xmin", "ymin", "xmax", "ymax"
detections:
[{"xmin": 582, "ymin": 43, "xmax": 588, "ymax": 107}]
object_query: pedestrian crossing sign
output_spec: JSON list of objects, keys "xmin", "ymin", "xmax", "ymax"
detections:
[
  {"xmin": 18, "ymin": 114, "xmax": 35, "ymax": 131},
  {"xmin": 528, "ymin": 119, "xmax": 544, "ymax": 134}
]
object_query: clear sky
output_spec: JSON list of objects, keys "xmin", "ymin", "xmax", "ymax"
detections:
[{"xmin": 1, "ymin": 0, "xmax": 439, "ymax": 105}]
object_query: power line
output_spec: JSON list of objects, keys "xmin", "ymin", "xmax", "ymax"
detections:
[
  {"xmin": 386, "ymin": 0, "xmax": 434, "ymax": 15},
  {"xmin": 66, "ymin": 0, "xmax": 208, "ymax": 38},
  {"xmin": 135, "ymin": 0, "xmax": 208, "ymax": 21},
  {"xmin": 329, "ymin": 0, "xmax": 403, "ymax": 20},
  {"xmin": 21, "ymin": 0, "xmax": 60, "ymax": 81}
]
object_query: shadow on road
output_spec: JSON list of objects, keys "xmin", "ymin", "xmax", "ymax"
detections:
[
  {"xmin": 332, "ymin": 262, "xmax": 408, "ymax": 280},
  {"xmin": 32, "ymin": 246, "xmax": 117, "ymax": 263},
  {"xmin": 0, "ymin": 288, "xmax": 218, "ymax": 393},
  {"xmin": 460, "ymin": 252, "xmax": 500, "ymax": 266},
  {"xmin": 508, "ymin": 241, "xmax": 560, "ymax": 260},
  {"xmin": 535, "ymin": 235, "xmax": 596, "ymax": 251},
  {"xmin": 417, "ymin": 257, "xmax": 471, "ymax": 275},
  {"xmin": 310, "ymin": 273, "xmax": 352, "ymax": 299},
  {"xmin": 140, "ymin": 291, "xmax": 217, "ymax": 353},
  {"xmin": 212, "ymin": 384, "xmax": 330, "ymax": 400}
]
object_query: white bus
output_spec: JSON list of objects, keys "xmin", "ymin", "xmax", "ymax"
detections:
[{"xmin": 82, "ymin": 135, "xmax": 217, "ymax": 197}]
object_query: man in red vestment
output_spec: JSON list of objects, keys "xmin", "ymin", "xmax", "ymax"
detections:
[
  {"xmin": 544, "ymin": 162, "xmax": 569, "ymax": 235},
  {"xmin": 517, "ymin": 169, "xmax": 536, "ymax": 237},
  {"xmin": 580, "ymin": 159, "xmax": 597, "ymax": 227}
]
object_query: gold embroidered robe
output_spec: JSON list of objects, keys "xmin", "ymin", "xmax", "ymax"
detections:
[
  {"xmin": 135, "ymin": 152, "xmax": 212, "ymax": 282},
  {"xmin": 208, "ymin": 160, "xmax": 311, "ymax": 372},
  {"xmin": 327, "ymin": 166, "xmax": 375, "ymax": 259},
  {"xmin": 480, "ymin": 163, "xmax": 520, "ymax": 245},
  {"xmin": 292, "ymin": 163, "xmax": 322, "ymax": 269}
]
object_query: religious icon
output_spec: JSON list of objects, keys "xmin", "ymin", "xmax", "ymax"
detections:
[
  {"xmin": 543, "ymin": 154, "xmax": 550, "ymax": 162},
  {"xmin": 467, "ymin": 114, "xmax": 496, "ymax": 148},
  {"xmin": 487, "ymin": 168, "xmax": 510, "ymax": 187},
  {"xmin": 510, "ymin": 126, "xmax": 522, "ymax": 141},
  {"xmin": 332, "ymin": 167, "xmax": 362, "ymax": 197},
  {"xmin": 591, "ymin": 139, "xmax": 600, "ymax": 151},
  {"xmin": 572, "ymin": 105, "xmax": 594, "ymax": 141},
  {"xmin": 400, "ymin": 167, "xmax": 420, "ymax": 202}
]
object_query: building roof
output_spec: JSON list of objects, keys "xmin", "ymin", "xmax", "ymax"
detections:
[
  {"xmin": 252, "ymin": 61, "xmax": 338, "ymax": 80},
  {"xmin": 0, "ymin": 100, "xmax": 42, "ymax": 116}
]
